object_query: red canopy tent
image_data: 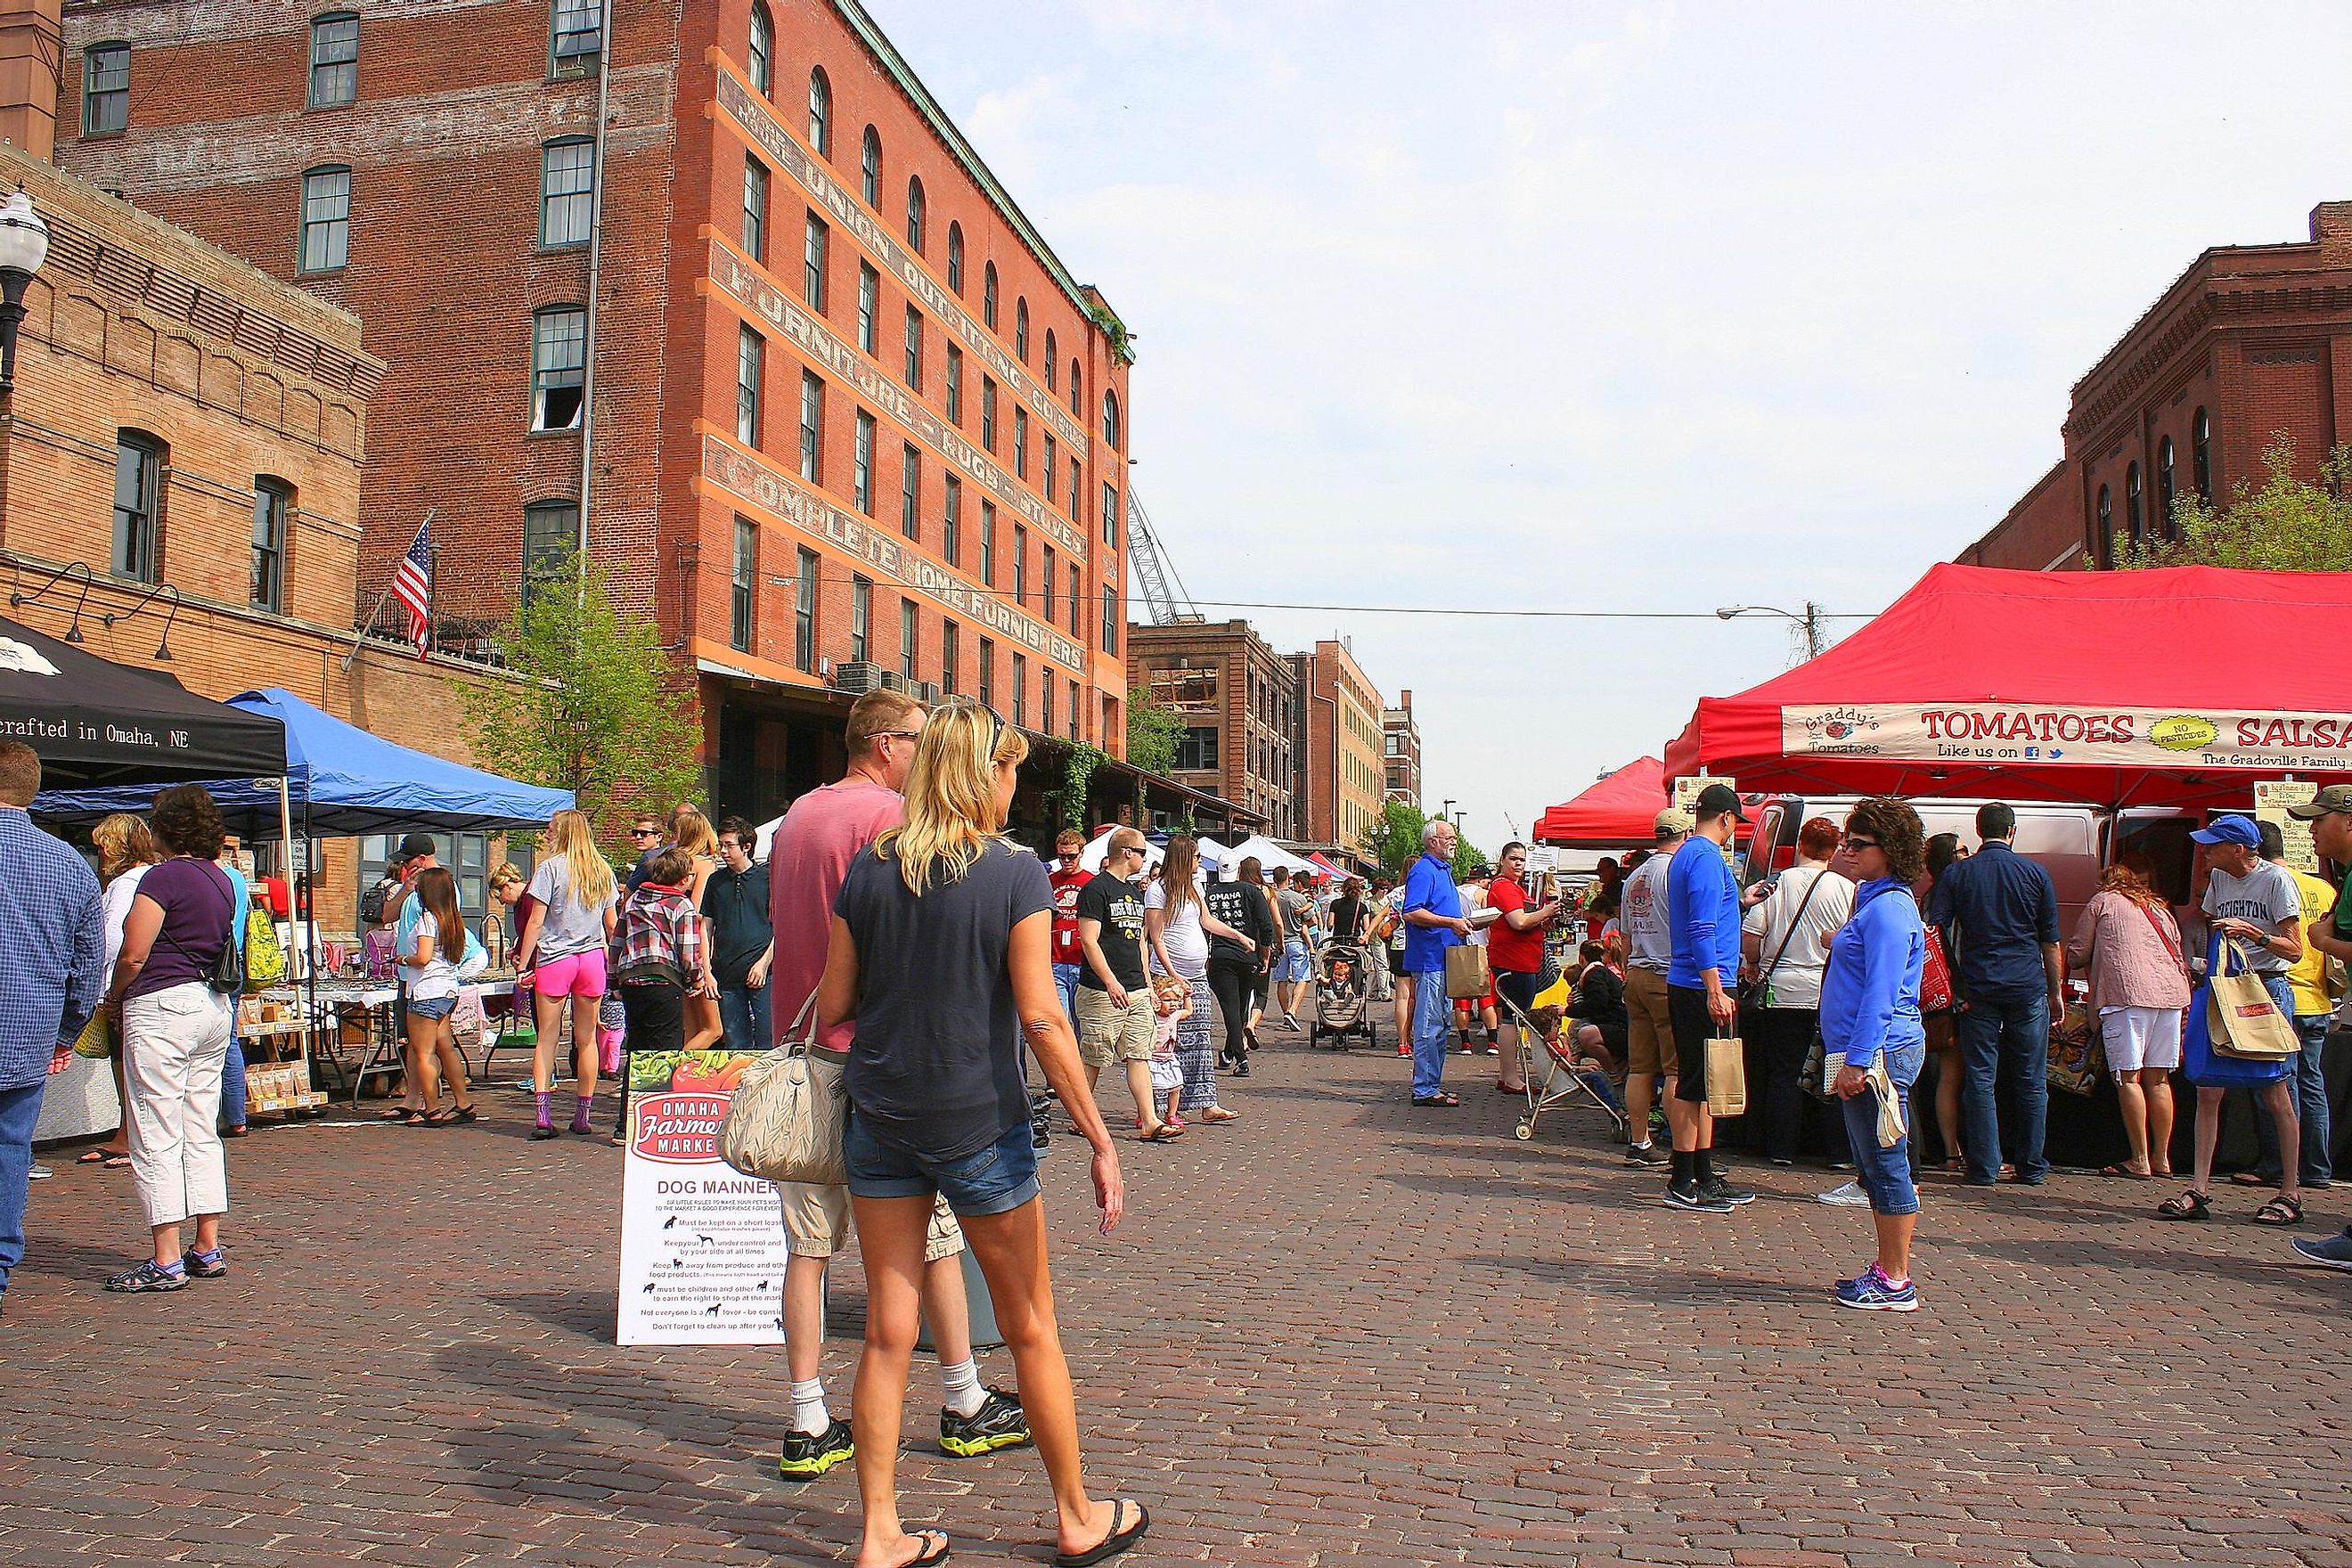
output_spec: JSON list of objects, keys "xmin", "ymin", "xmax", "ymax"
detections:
[
  {"xmin": 1535, "ymin": 756, "xmax": 1668, "ymax": 846},
  {"xmin": 1664, "ymin": 562, "xmax": 2352, "ymax": 812}
]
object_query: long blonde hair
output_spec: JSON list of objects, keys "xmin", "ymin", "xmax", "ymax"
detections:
[
  {"xmin": 669, "ymin": 802, "xmax": 718, "ymax": 860},
  {"xmin": 541, "ymin": 809, "xmax": 616, "ymax": 909},
  {"xmin": 878, "ymin": 700, "xmax": 1026, "ymax": 893},
  {"xmin": 1159, "ymin": 834, "xmax": 1201, "ymax": 917},
  {"xmin": 93, "ymin": 812, "xmax": 159, "ymax": 882}
]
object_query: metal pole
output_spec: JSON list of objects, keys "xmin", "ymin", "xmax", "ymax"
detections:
[{"xmin": 574, "ymin": 0, "xmax": 617, "ymax": 579}]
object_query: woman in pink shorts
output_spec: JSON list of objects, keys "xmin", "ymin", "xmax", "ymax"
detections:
[{"xmin": 515, "ymin": 809, "xmax": 619, "ymax": 1139}]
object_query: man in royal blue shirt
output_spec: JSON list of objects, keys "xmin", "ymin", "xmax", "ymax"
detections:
[
  {"xmin": 1664, "ymin": 784, "xmax": 1753, "ymax": 1212},
  {"xmin": 1401, "ymin": 818, "xmax": 1473, "ymax": 1106}
]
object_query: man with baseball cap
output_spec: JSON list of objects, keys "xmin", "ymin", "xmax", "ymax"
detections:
[
  {"xmin": 1618, "ymin": 807, "xmax": 1690, "ymax": 1168},
  {"xmin": 1663, "ymin": 784, "xmax": 1752, "ymax": 1212},
  {"xmin": 2289, "ymin": 785, "xmax": 2352, "ymax": 1268}
]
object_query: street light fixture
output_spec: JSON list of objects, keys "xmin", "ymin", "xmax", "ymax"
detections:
[
  {"xmin": 0, "ymin": 187, "xmax": 49, "ymax": 398},
  {"xmin": 1716, "ymin": 600, "xmax": 1825, "ymax": 659}
]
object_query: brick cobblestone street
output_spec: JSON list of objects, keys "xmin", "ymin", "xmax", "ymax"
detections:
[{"xmin": 6, "ymin": 1035, "xmax": 2350, "ymax": 1568}]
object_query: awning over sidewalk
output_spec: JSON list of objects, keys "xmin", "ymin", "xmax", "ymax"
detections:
[
  {"xmin": 1663, "ymin": 563, "xmax": 2352, "ymax": 811},
  {"xmin": 1535, "ymin": 756, "xmax": 1666, "ymax": 846},
  {"xmin": 0, "ymin": 615, "xmax": 285, "ymax": 787}
]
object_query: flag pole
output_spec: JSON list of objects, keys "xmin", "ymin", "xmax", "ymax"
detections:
[{"xmin": 342, "ymin": 507, "xmax": 435, "ymax": 671}]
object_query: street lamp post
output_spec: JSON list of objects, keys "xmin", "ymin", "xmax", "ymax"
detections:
[
  {"xmin": 1716, "ymin": 600, "xmax": 1825, "ymax": 660},
  {"xmin": 0, "ymin": 188, "xmax": 49, "ymax": 399}
]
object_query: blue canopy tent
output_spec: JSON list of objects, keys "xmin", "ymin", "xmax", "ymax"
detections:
[{"xmin": 34, "ymin": 687, "xmax": 572, "ymax": 837}]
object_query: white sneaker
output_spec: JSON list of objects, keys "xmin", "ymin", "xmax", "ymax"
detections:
[
  {"xmin": 27, "ymin": 1162, "xmax": 52, "ymax": 1180},
  {"xmin": 1817, "ymin": 1180, "xmax": 1870, "ymax": 1207}
]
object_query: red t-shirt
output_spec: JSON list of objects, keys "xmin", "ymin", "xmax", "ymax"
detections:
[
  {"xmin": 1487, "ymin": 875, "xmax": 1546, "ymax": 974},
  {"xmin": 766, "ymin": 779, "xmax": 905, "ymax": 1050},
  {"xmin": 1049, "ymin": 866, "xmax": 1092, "ymax": 965}
]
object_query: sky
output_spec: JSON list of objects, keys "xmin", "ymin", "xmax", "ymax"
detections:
[{"xmin": 869, "ymin": 0, "xmax": 2352, "ymax": 854}]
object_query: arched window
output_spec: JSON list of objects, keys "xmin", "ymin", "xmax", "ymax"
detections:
[
  {"xmin": 748, "ymin": 1, "xmax": 773, "ymax": 95},
  {"xmin": 2193, "ymin": 407, "xmax": 2212, "ymax": 503},
  {"xmin": 1015, "ymin": 297, "xmax": 1029, "ymax": 360},
  {"xmin": 947, "ymin": 222, "xmax": 964, "ymax": 293},
  {"xmin": 1101, "ymin": 389, "xmax": 1120, "ymax": 450},
  {"xmin": 860, "ymin": 126, "xmax": 880, "ymax": 206},
  {"xmin": 807, "ymin": 67, "xmax": 831, "ymax": 156},
  {"xmin": 904, "ymin": 176, "xmax": 925, "ymax": 253},
  {"xmin": 2125, "ymin": 461, "xmax": 2143, "ymax": 547},
  {"xmin": 2095, "ymin": 485, "xmax": 2112, "ymax": 569},
  {"xmin": 2157, "ymin": 436, "xmax": 2176, "ymax": 540},
  {"xmin": 983, "ymin": 262, "xmax": 999, "ymax": 329},
  {"xmin": 1068, "ymin": 359, "xmax": 1082, "ymax": 415},
  {"xmin": 1043, "ymin": 329, "xmax": 1057, "ymax": 388}
]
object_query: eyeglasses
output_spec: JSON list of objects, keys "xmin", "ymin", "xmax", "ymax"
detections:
[
  {"xmin": 629, "ymin": 827, "xmax": 659, "ymax": 839},
  {"xmin": 1844, "ymin": 834, "xmax": 1881, "ymax": 852},
  {"xmin": 874, "ymin": 730, "xmax": 923, "ymax": 743}
]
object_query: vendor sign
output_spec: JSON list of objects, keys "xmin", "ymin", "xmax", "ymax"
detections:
[
  {"xmin": 1782, "ymin": 705, "xmax": 2352, "ymax": 775},
  {"xmin": 2255, "ymin": 780, "xmax": 2321, "ymax": 873},
  {"xmin": 616, "ymin": 1048, "xmax": 788, "ymax": 1346}
]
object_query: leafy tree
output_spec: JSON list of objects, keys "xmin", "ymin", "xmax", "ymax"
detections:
[
  {"xmin": 1362, "ymin": 800, "xmax": 1429, "ymax": 880},
  {"xmin": 1452, "ymin": 833, "xmax": 1490, "ymax": 881},
  {"xmin": 1124, "ymin": 685, "xmax": 1184, "ymax": 775},
  {"xmin": 2123, "ymin": 437, "xmax": 2352, "ymax": 572},
  {"xmin": 460, "ymin": 554, "xmax": 704, "ymax": 845}
]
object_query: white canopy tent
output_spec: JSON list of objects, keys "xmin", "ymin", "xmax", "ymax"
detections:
[
  {"xmin": 1220, "ymin": 834, "xmax": 1320, "ymax": 878},
  {"xmin": 1079, "ymin": 825, "xmax": 1163, "ymax": 873}
]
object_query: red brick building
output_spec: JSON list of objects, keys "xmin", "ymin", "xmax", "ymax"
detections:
[
  {"xmin": 1126, "ymin": 618, "xmax": 1289, "ymax": 838},
  {"xmin": 53, "ymin": 0, "xmax": 1135, "ymax": 821},
  {"xmin": 1963, "ymin": 201, "xmax": 2352, "ymax": 572},
  {"xmin": 1286, "ymin": 638, "xmax": 1384, "ymax": 866}
]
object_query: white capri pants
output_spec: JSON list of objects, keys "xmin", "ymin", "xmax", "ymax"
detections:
[
  {"xmin": 123, "ymin": 982, "xmax": 235, "ymax": 1229},
  {"xmin": 2099, "ymin": 1005, "xmax": 2183, "ymax": 1073}
]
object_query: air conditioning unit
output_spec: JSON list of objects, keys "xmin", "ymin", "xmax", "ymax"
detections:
[
  {"xmin": 834, "ymin": 659, "xmax": 886, "ymax": 695},
  {"xmin": 879, "ymin": 671, "xmax": 911, "ymax": 694},
  {"xmin": 914, "ymin": 682, "xmax": 942, "ymax": 704}
]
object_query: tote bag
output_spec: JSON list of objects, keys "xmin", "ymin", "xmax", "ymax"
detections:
[
  {"xmin": 717, "ymin": 992, "xmax": 847, "ymax": 1185},
  {"xmin": 2208, "ymin": 940, "xmax": 2299, "ymax": 1060},
  {"xmin": 1705, "ymin": 1027, "xmax": 1747, "ymax": 1116},
  {"xmin": 1444, "ymin": 943, "xmax": 1492, "ymax": 1000},
  {"xmin": 2183, "ymin": 934, "xmax": 2291, "ymax": 1089}
]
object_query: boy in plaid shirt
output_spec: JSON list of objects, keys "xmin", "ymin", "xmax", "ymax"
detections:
[{"xmin": 609, "ymin": 848, "xmax": 708, "ymax": 1143}]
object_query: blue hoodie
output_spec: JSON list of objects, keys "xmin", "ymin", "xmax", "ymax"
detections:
[
  {"xmin": 1666, "ymin": 835, "xmax": 1740, "ymax": 989},
  {"xmin": 1817, "ymin": 876, "xmax": 1926, "ymax": 1070}
]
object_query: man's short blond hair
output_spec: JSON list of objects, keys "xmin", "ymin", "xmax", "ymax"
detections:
[
  {"xmin": 845, "ymin": 691, "xmax": 926, "ymax": 759},
  {"xmin": 1056, "ymin": 829, "xmax": 1085, "ymax": 851}
]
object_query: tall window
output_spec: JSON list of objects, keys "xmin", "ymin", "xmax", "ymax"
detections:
[
  {"xmin": 983, "ymin": 262, "xmax": 999, "ymax": 329},
  {"xmin": 1067, "ymin": 457, "xmax": 1080, "ymax": 521},
  {"xmin": 308, "ymin": 14, "xmax": 359, "ymax": 107},
  {"xmin": 978, "ymin": 637, "xmax": 994, "ymax": 708},
  {"xmin": 731, "ymin": 517, "xmax": 757, "ymax": 652},
  {"xmin": 299, "ymin": 166, "xmax": 350, "ymax": 272},
  {"xmin": 902, "ymin": 306, "xmax": 922, "ymax": 389},
  {"xmin": 1101, "ymin": 481, "xmax": 1119, "ymax": 547},
  {"xmin": 857, "ymin": 263, "xmax": 878, "ymax": 353},
  {"xmin": 83, "ymin": 43, "xmax": 129, "ymax": 135},
  {"xmin": 541, "ymin": 138, "xmax": 594, "ymax": 247},
  {"xmin": 1012, "ymin": 524, "xmax": 1027, "ymax": 605},
  {"xmin": 1067, "ymin": 679, "xmax": 1079, "ymax": 740},
  {"xmin": 748, "ymin": 0, "xmax": 773, "ymax": 95},
  {"xmin": 802, "ymin": 212, "xmax": 828, "ymax": 312},
  {"xmin": 521, "ymin": 500, "xmax": 577, "ymax": 603},
  {"xmin": 111, "ymin": 431, "xmax": 162, "ymax": 583},
  {"xmin": 741, "ymin": 155, "xmax": 769, "ymax": 261},
  {"xmin": 251, "ymin": 478, "xmax": 290, "ymax": 611},
  {"xmin": 1068, "ymin": 360, "xmax": 1081, "ymax": 416},
  {"xmin": 1067, "ymin": 565, "xmax": 1081, "ymax": 633},
  {"xmin": 1044, "ymin": 329, "xmax": 1058, "ymax": 388},
  {"xmin": 1011, "ymin": 651, "xmax": 1025, "ymax": 724},
  {"xmin": 2095, "ymin": 485, "xmax": 2113, "ymax": 569},
  {"xmin": 793, "ymin": 546, "xmax": 817, "ymax": 671},
  {"xmin": 860, "ymin": 126, "xmax": 881, "ymax": 206},
  {"xmin": 2158, "ymin": 436, "xmax": 2176, "ymax": 540},
  {"xmin": 1102, "ymin": 587, "xmax": 1117, "ymax": 654},
  {"xmin": 905, "ymin": 176, "xmax": 926, "ymax": 253},
  {"xmin": 807, "ymin": 68, "xmax": 832, "ymax": 155},
  {"xmin": 851, "ymin": 575, "xmax": 870, "ymax": 661},
  {"xmin": 1102, "ymin": 390, "xmax": 1121, "ymax": 449},
  {"xmin": 900, "ymin": 444, "xmax": 920, "ymax": 541},
  {"xmin": 980, "ymin": 378, "xmax": 998, "ymax": 450},
  {"xmin": 550, "ymin": 0, "xmax": 600, "ymax": 72},
  {"xmin": 1041, "ymin": 667, "xmax": 1053, "ymax": 735},
  {"xmin": 798, "ymin": 370, "xmax": 822, "ymax": 481},
  {"xmin": 736, "ymin": 326, "xmax": 764, "ymax": 446},
  {"xmin": 979, "ymin": 502, "xmax": 996, "ymax": 584},
  {"xmin": 898, "ymin": 597, "xmax": 917, "ymax": 680},
  {"xmin": 530, "ymin": 306, "xmax": 586, "ymax": 431},
  {"xmin": 1042, "ymin": 543, "xmax": 1056, "ymax": 619},
  {"xmin": 943, "ymin": 476, "xmax": 961, "ymax": 565},
  {"xmin": 947, "ymin": 223, "xmax": 965, "ymax": 293},
  {"xmin": 853, "ymin": 410, "xmax": 875, "ymax": 513},
  {"xmin": 1043, "ymin": 433, "xmax": 1058, "ymax": 501},
  {"xmin": 1015, "ymin": 298, "xmax": 1030, "ymax": 360},
  {"xmin": 1012, "ymin": 408, "xmax": 1028, "ymax": 478},
  {"xmin": 941, "ymin": 618, "xmax": 959, "ymax": 695},
  {"xmin": 944, "ymin": 345, "xmax": 962, "ymax": 424},
  {"xmin": 2125, "ymin": 461, "xmax": 2143, "ymax": 546},
  {"xmin": 2193, "ymin": 407, "xmax": 2212, "ymax": 503}
]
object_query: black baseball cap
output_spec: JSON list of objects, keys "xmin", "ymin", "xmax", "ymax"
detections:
[
  {"xmin": 393, "ymin": 832, "xmax": 437, "ymax": 862},
  {"xmin": 1692, "ymin": 783, "xmax": 1748, "ymax": 823}
]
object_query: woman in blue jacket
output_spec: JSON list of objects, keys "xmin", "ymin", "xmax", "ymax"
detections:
[{"xmin": 1817, "ymin": 797, "xmax": 1929, "ymax": 1312}]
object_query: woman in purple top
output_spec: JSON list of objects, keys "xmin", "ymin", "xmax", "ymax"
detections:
[{"xmin": 101, "ymin": 785, "xmax": 239, "ymax": 1294}]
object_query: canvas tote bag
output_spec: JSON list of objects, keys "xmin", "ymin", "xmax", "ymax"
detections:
[
  {"xmin": 718, "ymin": 991, "xmax": 848, "ymax": 1185},
  {"xmin": 2208, "ymin": 940, "xmax": 2299, "ymax": 1060}
]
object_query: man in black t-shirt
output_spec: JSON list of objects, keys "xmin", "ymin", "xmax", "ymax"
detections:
[{"xmin": 1074, "ymin": 830, "xmax": 1170, "ymax": 1138}]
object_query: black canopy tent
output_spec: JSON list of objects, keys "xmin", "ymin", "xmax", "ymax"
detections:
[{"xmin": 0, "ymin": 615, "xmax": 287, "ymax": 787}]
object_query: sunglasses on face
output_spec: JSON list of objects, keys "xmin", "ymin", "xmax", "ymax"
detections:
[
  {"xmin": 1844, "ymin": 835, "xmax": 1881, "ymax": 852},
  {"xmin": 630, "ymin": 827, "xmax": 659, "ymax": 839}
]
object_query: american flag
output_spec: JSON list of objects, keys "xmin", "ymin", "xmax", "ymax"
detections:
[{"xmin": 392, "ymin": 518, "xmax": 432, "ymax": 659}]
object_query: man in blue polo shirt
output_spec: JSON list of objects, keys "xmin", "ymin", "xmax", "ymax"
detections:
[
  {"xmin": 1665, "ymin": 784, "xmax": 1752, "ymax": 1213},
  {"xmin": 1401, "ymin": 818, "xmax": 1473, "ymax": 1106}
]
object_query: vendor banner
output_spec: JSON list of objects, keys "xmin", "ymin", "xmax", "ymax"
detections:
[
  {"xmin": 1782, "ymin": 704, "xmax": 2352, "ymax": 775},
  {"xmin": 616, "ymin": 1049, "xmax": 788, "ymax": 1346}
]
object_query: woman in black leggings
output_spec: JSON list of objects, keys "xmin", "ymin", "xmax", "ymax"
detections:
[{"xmin": 1204, "ymin": 855, "xmax": 1278, "ymax": 1074}]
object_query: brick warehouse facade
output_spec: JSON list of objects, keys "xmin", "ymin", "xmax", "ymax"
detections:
[
  {"xmin": 1962, "ymin": 201, "xmax": 2352, "ymax": 572},
  {"xmin": 1287, "ymin": 638, "xmax": 1385, "ymax": 865},
  {"xmin": 53, "ymin": 0, "xmax": 1135, "ymax": 823},
  {"xmin": 1382, "ymin": 687, "xmax": 1419, "ymax": 810},
  {"xmin": 1127, "ymin": 618, "xmax": 1292, "ymax": 840}
]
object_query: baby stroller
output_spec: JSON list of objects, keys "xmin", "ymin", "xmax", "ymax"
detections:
[
  {"xmin": 1307, "ymin": 940, "xmax": 1377, "ymax": 1049},
  {"xmin": 1498, "ymin": 981, "xmax": 1627, "ymax": 1142}
]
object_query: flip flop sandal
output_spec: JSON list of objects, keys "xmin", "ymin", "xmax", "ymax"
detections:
[
  {"xmin": 1139, "ymin": 1125, "xmax": 1184, "ymax": 1141},
  {"xmin": 2156, "ymin": 1189, "xmax": 2212, "ymax": 1221},
  {"xmin": 2100, "ymin": 1164, "xmax": 2152, "ymax": 1179},
  {"xmin": 103, "ymin": 1155, "xmax": 134, "ymax": 1169},
  {"xmin": 1054, "ymin": 1500, "xmax": 1148, "ymax": 1568},
  {"xmin": 76, "ymin": 1149, "xmax": 113, "ymax": 1164},
  {"xmin": 2227, "ymin": 1172, "xmax": 2273, "ymax": 1188},
  {"xmin": 1412, "ymin": 1093, "xmax": 1461, "ymax": 1107},
  {"xmin": 1197, "ymin": 1107, "xmax": 1241, "ymax": 1123},
  {"xmin": 2253, "ymin": 1196, "xmax": 2304, "ymax": 1226},
  {"xmin": 891, "ymin": 1531, "xmax": 950, "ymax": 1567}
]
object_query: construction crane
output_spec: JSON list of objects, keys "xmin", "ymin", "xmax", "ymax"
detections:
[{"xmin": 1125, "ymin": 486, "xmax": 1201, "ymax": 625}]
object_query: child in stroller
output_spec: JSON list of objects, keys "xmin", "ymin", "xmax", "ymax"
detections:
[{"xmin": 1307, "ymin": 939, "xmax": 1377, "ymax": 1049}]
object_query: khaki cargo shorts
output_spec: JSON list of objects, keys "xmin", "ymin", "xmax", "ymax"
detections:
[
  {"xmin": 1075, "ymin": 985, "xmax": 1156, "ymax": 1068},
  {"xmin": 778, "ymin": 1180, "xmax": 962, "ymax": 1262},
  {"xmin": 1623, "ymin": 964, "xmax": 1678, "ymax": 1078}
]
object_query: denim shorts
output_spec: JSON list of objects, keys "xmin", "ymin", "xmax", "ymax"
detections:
[
  {"xmin": 1275, "ymin": 939, "xmax": 1314, "ymax": 984},
  {"xmin": 845, "ymin": 1107, "xmax": 1041, "ymax": 1218},
  {"xmin": 405, "ymin": 992, "xmax": 459, "ymax": 1021}
]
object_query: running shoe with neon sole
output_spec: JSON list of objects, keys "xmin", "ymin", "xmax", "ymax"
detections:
[
  {"xmin": 2291, "ymin": 1228, "xmax": 2352, "ymax": 1270},
  {"xmin": 777, "ymin": 1417, "xmax": 854, "ymax": 1480},
  {"xmin": 939, "ymin": 1388, "xmax": 1032, "ymax": 1457},
  {"xmin": 1834, "ymin": 1263, "xmax": 1918, "ymax": 1311}
]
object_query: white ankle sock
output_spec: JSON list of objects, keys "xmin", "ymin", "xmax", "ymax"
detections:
[
  {"xmin": 789, "ymin": 1377, "xmax": 830, "ymax": 1435},
  {"xmin": 939, "ymin": 1357, "xmax": 986, "ymax": 1417}
]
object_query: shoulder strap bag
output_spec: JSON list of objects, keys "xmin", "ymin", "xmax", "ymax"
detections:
[
  {"xmin": 717, "ymin": 989, "xmax": 849, "ymax": 1185},
  {"xmin": 1751, "ymin": 870, "xmax": 1825, "ymax": 1009},
  {"xmin": 153, "ymin": 864, "xmax": 243, "ymax": 996},
  {"xmin": 2139, "ymin": 900, "xmax": 2188, "ymax": 979}
]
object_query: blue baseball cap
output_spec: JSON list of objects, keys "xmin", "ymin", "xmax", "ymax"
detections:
[{"xmin": 2190, "ymin": 814, "xmax": 2260, "ymax": 848}]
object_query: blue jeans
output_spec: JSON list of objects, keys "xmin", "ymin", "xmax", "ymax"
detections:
[
  {"xmin": 716, "ymin": 984, "xmax": 772, "ymax": 1056},
  {"xmin": 1840, "ymin": 1041, "xmax": 1924, "ymax": 1216},
  {"xmin": 2254, "ymin": 1013, "xmax": 2333, "ymax": 1185},
  {"xmin": 1409, "ymin": 969, "xmax": 1452, "ymax": 1098},
  {"xmin": 1053, "ymin": 961, "xmax": 1083, "ymax": 1020},
  {"xmin": 220, "ymin": 1033, "xmax": 248, "ymax": 1131},
  {"xmin": 0, "ymin": 1078, "xmax": 47, "ymax": 1296},
  {"xmin": 1957, "ymin": 988, "xmax": 2049, "ymax": 1183}
]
